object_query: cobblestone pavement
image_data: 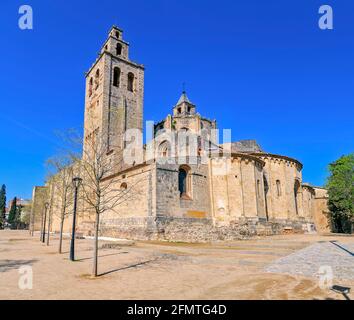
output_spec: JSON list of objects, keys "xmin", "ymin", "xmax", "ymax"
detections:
[{"xmin": 265, "ymin": 241, "xmax": 354, "ymax": 281}]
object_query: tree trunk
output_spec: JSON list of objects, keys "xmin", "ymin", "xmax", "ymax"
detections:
[
  {"xmin": 47, "ymin": 184, "xmax": 55, "ymax": 246},
  {"xmin": 59, "ymin": 186, "xmax": 67, "ymax": 254},
  {"xmin": 58, "ymin": 216, "xmax": 65, "ymax": 254},
  {"xmin": 46, "ymin": 211, "xmax": 51, "ymax": 246},
  {"xmin": 92, "ymin": 212, "xmax": 100, "ymax": 277}
]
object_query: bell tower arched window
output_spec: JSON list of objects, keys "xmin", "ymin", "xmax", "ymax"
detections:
[
  {"xmin": 127, "ymin": 72, "xmax": 134, "ymax": 92},
  {"xmin": 113, "ymin": 67, "xmax": 120, "ymax": 87},
  {"xmin": 95, "ymin": 69, "xmax": 100, "ymax": 90},
  {"xmin": 116, "ymin": 43, "xmax": 122, "ymax": 56}
]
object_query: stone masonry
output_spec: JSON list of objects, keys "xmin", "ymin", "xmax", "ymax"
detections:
[{"xmin": 31, "ymin": 26, "xmax": 331, "ymax": 242}]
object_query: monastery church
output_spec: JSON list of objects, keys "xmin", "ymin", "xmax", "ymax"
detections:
[{"xmin": 31, "ymin": 26, "xmax": 330, "ymax": 241}]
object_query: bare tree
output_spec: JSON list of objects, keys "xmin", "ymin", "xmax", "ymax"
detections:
[
  {"xmin": 46, "ymin": 181, "xmax": 55, "ymax": 246},
  {"xmin": 74, "ymin": 128, "xmax": 145, "ymax": 277},
  {"xmin": 46, "ymin": 155, "xmax": 75, "ymax": 253}
]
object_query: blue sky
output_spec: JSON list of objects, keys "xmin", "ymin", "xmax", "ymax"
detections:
[{"xmin": 0, "ymin": 0, "xmax": 353, "ymax": 202}]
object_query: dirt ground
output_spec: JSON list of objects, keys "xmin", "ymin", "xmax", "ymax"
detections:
[{"xmin": 0, "ymin": 230, "xmax": 353, "ymax": 300}]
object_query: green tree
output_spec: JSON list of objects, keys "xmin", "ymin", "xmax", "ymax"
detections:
[
  {"xmin": 8, "ymin": 197, "xmax": 17, "ymax": 228},
  {"xmin": 326, "ymin": 153, "xmax": 354, "ymax": 233},
  {"xmin": 0, "ymin": 184, "xmax": 6, "ymax": 228},
  {"xmin": 16, "ymin": 205, "xmax": 22, "ymax": 229}
]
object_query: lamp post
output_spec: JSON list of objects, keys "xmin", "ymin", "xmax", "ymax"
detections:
[
  {"xmin": 70, "ymin": 177, "xmax": 82, "ymax": 261},
  {"xmin": 41, "ymin": 202, "xmax": 49, "ymax": 243}
]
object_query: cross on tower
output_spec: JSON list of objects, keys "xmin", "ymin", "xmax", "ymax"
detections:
[{"xmin": 182, "ymin": 82, "xmax": 186, "ymax": 93}]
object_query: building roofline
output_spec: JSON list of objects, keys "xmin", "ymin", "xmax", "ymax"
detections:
[
  {"xmin": 312, "ymin": 185, "xmax": 327, "ymax": 190},
  {"xmin": 210, "ymin": 152, "xmax": 265, "ymax": 166},
  {"xmin": 250, "ymin": 152, "xmax": 303, "ymax": 169},
  {"xmin": 110, "ymin": 25, "xmax": 124, "ymax": 33}
]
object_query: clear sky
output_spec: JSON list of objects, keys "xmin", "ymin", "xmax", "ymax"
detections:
[{"xmin": 0, "ymin": 0, "xmax": 353, "ymax": 202}]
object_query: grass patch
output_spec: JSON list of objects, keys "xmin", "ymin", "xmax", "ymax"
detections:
[{"xmin": 78, "ymin": 273, "xmax": 101, "ymax": 280}]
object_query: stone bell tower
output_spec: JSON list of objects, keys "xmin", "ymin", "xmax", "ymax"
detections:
[{"xmin": 83, "ymin": 25, "xmax": 145, "ymax": 164}]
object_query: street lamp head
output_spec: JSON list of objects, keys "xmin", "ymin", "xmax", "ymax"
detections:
[
  {"xmin": 44, "ymin": 202, "xmax": 50, "ymax": 209},
  {"xmin": 72, "ymin": 177, "xmax": 83, "ymax": 188}
]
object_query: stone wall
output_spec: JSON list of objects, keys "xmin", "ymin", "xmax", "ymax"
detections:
[
  {"xmin": 302, "ymin": 185, "xmax": 316, "ymax": 221},
  {"xmin": 155, "ymin": 162, "xmax": 211, "ymax": 219},
  {"xmin": 49, "ymin": 163, "xmax": 154, "ymax": 236},
  {"xmin": 313, "ymin": 187, "xmax": 331, "ymax": 233},
  {"xmin": 209, "ymin": 154, "xmax": 267, "ymax": 225},
  {"xmin": 30, "ymin": 186, "xmax": 48, "ymax": 232},
  {"xmin": 97, "ymin": 216, "xmax": 310, "ymax": 243},
  {"xmin": 253, "ymin": 153, "xmax": 305, "ymax": 222}
]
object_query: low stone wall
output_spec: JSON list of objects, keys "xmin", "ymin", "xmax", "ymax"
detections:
[
  {"xmin": 97, "ymin": 216, "xmax": 314, "ymax": 243},
  {"xmin": 156, "ymin": 217, "xmax": 255, "ymax": 242},
  {"xmin": 100, "ymin": 217, "xmax": 255, "ymax": 242}
]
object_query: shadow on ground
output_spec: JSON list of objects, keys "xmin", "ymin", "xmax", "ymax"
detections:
[
  {"xmin": 0, "ymin": 259, "xmax": 38, "ymax": 273},
  {"xmin": 99, "ymin": 258, "xmax": 158, "ymax": 277},
  {"xmin": 76, "ymin": 252, "xmax": 129, "ymax": 262}
]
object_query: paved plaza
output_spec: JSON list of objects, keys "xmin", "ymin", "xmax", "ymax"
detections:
[
  {"xmin": 266, "ymin": 241, "xmax": 354, "ymax": 281},
  {"xmin": 0, "ymin": 231, "xmax": 353, "ymax": 300}
]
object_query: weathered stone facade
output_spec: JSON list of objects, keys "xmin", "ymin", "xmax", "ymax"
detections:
[
  {"xmin": 312, "ymin": 187, "xmax": 331, "ymax": 233},
  {"xmin": 30, "ymin": 186, "xmax": 48, "ymax": 234},
  {"xmin": 31, "ymin": 26, "xmax": 331, "ymax": 241}
]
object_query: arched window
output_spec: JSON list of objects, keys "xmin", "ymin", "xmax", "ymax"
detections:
[
  {"xmin": 113, "ymin": 67, "xmax": 120, "ymax": 87},
  {"xmin": 120, "ymin": 182, "xmax": 127, "ymax": 190},
  {"xmin": 178, "ymin": 165, "xmax": 191, "ymax": 198},
  {"xmin": 294, "ymin": 180, "xmax": 301, "ymax": 215},
  {"xmin": 127, "ymin": 72, "xmax": 134, "ymax": 92},
  {"xmin": 116, "ymin": 43, "xmax": 122, "ymax": 55},
  {"xmin": 276, "ymin": 180, "xmax": 282, "ymax": 197},
  {"xmin": 158, "ymin": 141, "xmax": 170, "ymax": 158},
  {"xmin": 95, "ymin": 69, "xmax": 100, "ymax": 89},
  {"xmin": 116, "ymin": 31, "xmax": 120, "ymax": 39},
  {"xmin": 263, "ymin": 175, "xmax": 269, "ymax": 220},
  {"xmin": 89, "ymin": 77, "xmax": 93, "ymax": 97}
]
